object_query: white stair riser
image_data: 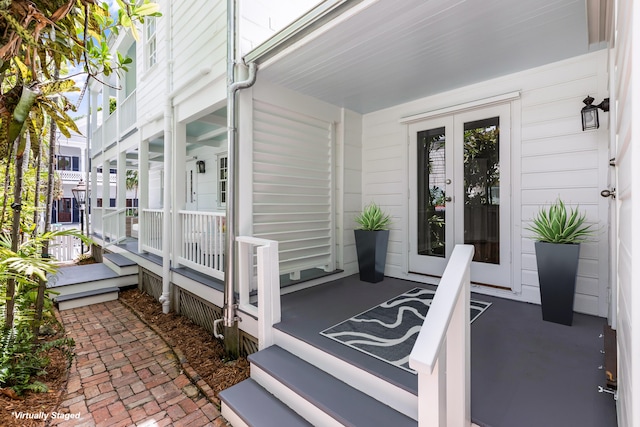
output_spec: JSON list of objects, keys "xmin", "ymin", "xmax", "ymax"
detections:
[
  {"xmin": 251, "ymin": 364, "xmax": 343, "ymax": 427},
  {"xmin": 274, "ymin": 329, "xmax": 418, "ymax": 421},
  {"xmin": 51, "ymin": 276, "xmax": 137, "ymax": 296},
  {"xmin": 58, "ymin": 292, "xmax": 119, "ymax": 310},
  {"xmin": 221, "ymin": 403, "xmax": 250, "ymax": 427},
  {"xmin": 103, "ymin": 259, "xmax": 138, "ymax": 276}
]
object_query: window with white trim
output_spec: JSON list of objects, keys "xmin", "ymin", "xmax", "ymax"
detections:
[
  {"xmin": 145, "ymin": 18, "xmax": 157, "ymax": 68},
  {"xmin": 218, "ymin": 154, "xmax": 228, "ymax": 207}
]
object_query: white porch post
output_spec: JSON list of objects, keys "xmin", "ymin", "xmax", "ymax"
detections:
[
  {"xmin": 172, "ymin": 121, "xmax": 187, "ymax": 269},
  {"xmin": 138, "ymin": 139, "xmax": 149, "ymax": 253},
  {"xmin": 117, "ymin": 150, "xmax": 126, "ymax": 225}
]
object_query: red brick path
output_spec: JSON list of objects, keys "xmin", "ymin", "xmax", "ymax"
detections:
[{"xmin": 50, "ymin": 301, "xmax": 229, "ymax": 427}]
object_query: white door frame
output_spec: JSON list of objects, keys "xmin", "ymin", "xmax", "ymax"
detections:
[{"xmin": 408, "ymin": 103, "xmax": 512, "ymax": 288}]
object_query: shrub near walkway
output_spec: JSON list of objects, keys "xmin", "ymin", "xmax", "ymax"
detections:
[{"xmin": 52, "ymin": 301, "xmax": 229, "ymax": 427}]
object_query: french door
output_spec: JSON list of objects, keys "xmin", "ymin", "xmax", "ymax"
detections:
[{"xmin": 409, "ymin": 104, "xmax": 511, "ymax": 288}]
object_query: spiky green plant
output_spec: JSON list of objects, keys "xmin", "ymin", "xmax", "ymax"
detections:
[
  {"xmin": 527, "ymin": 199, "xmax": 594, "ymax": 244},
  {"xmin": 354, "ymin": 202, "xmax": 392, "ymax": 231}
]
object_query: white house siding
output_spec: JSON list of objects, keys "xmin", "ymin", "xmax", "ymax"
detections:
[
  {"xmin": 612, "ymin": 0, "xmax": 638, "ymax": 424},
  {"xmin": 247, "ymin": 82, "xmax": 344, "ymax": 277},
  {"xmin": 171, "ymin": 0, "xmax": 228, "ymax": 114},
  {"xmin": 361, "ymin": 51, "xmax": 610, "ymax": 316}
]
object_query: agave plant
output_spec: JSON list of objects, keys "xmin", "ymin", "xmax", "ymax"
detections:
[
  {"xmin": 354, "ymin": 202, "xmax": 392, "ymax": 231},
  {"xmin": 527, "ymin": 199, "xmax": 594, "ymax": 244}
]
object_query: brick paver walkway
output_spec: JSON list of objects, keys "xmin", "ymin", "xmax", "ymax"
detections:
[{"xmin": 51, "ymin": 301, "xmax": 228, "ymax": 427}]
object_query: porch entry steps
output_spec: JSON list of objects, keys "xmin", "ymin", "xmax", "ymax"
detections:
[
  {"xmin": 48, "ymin": 257, "xmax": 138, "ymax": 310},
  {"xmin": 220, "ymin": 345, "xmax": 417, "ymax": 427}
]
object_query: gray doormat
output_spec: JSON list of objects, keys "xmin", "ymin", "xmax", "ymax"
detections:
[{"xmin": 320, "ymin": 287, "xmax": 491, "ymax": 373}]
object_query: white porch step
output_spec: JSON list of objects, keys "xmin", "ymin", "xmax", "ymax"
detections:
[
  {"xmin": 55, "ymin": 287, "xmax": 119, "ymax": 311},
  {"xmin": 48, "ymin": 263, "xmax": 137, "ymax": 296},
  {"xmin": 103, "ymin": 252, "xmax": 139, "ymax": 276},
  {"xmin": 221, "ymin": 345, "xmax": 416, "ymax": 427},
  {"xmin": 273, "ymin": 328, "xmax": 418, "ymax": 420}
]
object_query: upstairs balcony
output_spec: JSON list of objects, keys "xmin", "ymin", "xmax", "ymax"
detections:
[{"xmin": 91, "ymin": 90, "xmax": 137, "ymax": 156}]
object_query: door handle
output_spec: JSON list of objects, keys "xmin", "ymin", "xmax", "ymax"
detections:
[
  {"xmin": 445, "ymin": 196, "xmax": 453, "ymax": 202},
  {"xmin": 600, "ymin": 188, "xmax": 616, "ymax": 199}
]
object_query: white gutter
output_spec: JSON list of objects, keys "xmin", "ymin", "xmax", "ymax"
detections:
[
  {"xmin": 244, "ymin": 0, "xmax": 368, "ymax": 66},
  {"xmin": 159, "ymin": 0, "xmax": 173, "ymax": 314}
]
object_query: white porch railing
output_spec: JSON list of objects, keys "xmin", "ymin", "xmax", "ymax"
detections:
[
  {"xmin": 177, "ymin": 210, "xmax": 226, "ymax": 280},
  {"xmin": 103, "ymin": 113, "xmax": 117, "ymax": 147},
  {"xmin": 57, "ymin": 170, "xmax": 84, "ymax": 182},
  {"xmin": 236, "ymin": 236, "xmax": 280, "ymax": 350},
  {"xmin": 92, "ymin": 207, "xmax": 103, "ymax": 236},
  {"xmin": 409, "ymin": 244, "xmax": 474, "ymax": 427},
  {"xmin": 102, "ymin": 207, "xmax": 127, "ymax": 248},
  {"xmin": 120, "ymin": 91, "xmax": 137, "ymax": 134},
  {"xmin": 140, "ymin": 209, "xmax": 163, "ymax": 256},
  {"xmin": 91, "ymin": 128, "xmax": 102, "ymax": 156}
]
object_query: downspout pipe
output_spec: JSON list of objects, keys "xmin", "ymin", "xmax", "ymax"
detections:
[
  {"xmin": 160, "ymin": 0, "xmax": 173, "ymax": 314},
  {"xmin": 223, "ymin": 0, "xmax": 258, "ymax": 329}
]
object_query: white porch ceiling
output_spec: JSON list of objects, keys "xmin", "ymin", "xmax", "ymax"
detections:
[{"xmin": 251, "ymin": 0, "xmax": 605, "ymax": 114}]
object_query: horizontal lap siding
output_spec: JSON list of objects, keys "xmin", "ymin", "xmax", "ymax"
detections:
[
  {"xmin": 519, "ymin": 52, "xmax": 607, "ymax": 316},
  {"xmin": 253, "ymin": 100, "xmax": 333, "ymax": 275},
  {"xmin": 362, "ymin": 51, "xmax": 608, "ymax": 315}
]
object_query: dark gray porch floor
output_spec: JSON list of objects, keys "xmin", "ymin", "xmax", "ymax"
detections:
[{"xmin": 276, "ymin": 275, "xmax": 617, "ymax": 427}]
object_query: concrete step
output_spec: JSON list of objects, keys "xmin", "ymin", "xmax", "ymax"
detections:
[
  {"xmin": 220, "ymin": 379, "xmax": 312, "ymax": 427},
  {"xmin": 55, "ymin": 287, "xmax": 119, "ymax": 310},
  {"xmin": 103, "ymin": 252, "xmax": 139, "ymax": 276},
  {"xmin": 48, "ymin": 263, "xmax": 137, "ymax": 296},
  {"xmin": 228, "ymin": 345, "xmax": 417, "ymax": 427}
]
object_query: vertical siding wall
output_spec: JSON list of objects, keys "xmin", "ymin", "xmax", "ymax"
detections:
[
  {"xmin": 362, "ymin": 51, "xmax": 609, "ymax": 316},
  {"xmin": 612, "ymin": 0, "xmax": 638, "ymax": 424}
]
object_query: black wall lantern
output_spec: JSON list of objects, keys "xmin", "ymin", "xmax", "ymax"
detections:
[
  {"xmin": 196, "ymin": 160, "xmax": 206, "ymax": 174},
  {"xmin": 581, "ymin": 95, "xmax": 610, "ymax": 131}
]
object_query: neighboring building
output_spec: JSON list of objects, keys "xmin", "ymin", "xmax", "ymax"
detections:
[{"xmin": 87, "ymin": 1, "xmax": 638, "ymax": 425}]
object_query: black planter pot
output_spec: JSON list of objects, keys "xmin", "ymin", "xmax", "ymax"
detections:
[
  {"xmin": 354, "ymin": 229, "xmax": 389, "ymax": 283},
  {"xmin": 534, "ymin": 241, "xmax": 581, "ymax": 326}
]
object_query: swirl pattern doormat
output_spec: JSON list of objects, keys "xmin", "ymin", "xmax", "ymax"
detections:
[{"xmin": 320, "ymin": 287, "xmax": 491, "ymax": 373}]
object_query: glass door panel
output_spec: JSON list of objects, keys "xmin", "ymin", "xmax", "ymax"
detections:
[
  {"xmin": 417, "ymin": 127, "xmax": 447, "ymax": 258},
  {"xmin": 463, "ymin": 117, "xmax": 500, "ymax": 264}
]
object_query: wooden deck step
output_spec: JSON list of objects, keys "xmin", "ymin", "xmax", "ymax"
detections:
[
  {"xmin": 103, "ymin": 252, "xmax": 139, "ymax": 276},
  {"xmin": 220, "ymin": 379, "xmax": 312, "ymax": 427},
  {"xmin": 55, "ymin": 287, "xmax": 119, "ymax": 311},
  {"xmin": 229, "ymin": 345, "xmax": 417, "ymax": 427}
]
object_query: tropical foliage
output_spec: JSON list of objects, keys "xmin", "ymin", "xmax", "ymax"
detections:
[
  {"xmin": 355, "ymin": 202, "xmax": 392, "ymax": 231},
  {"xmin": 527, "ymin": 199, "xmax": 594, "ymax": 244}
]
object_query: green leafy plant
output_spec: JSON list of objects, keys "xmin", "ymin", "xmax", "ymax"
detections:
[
  {"xmin": 355, "ymin": 202, "xmax": 392, "ymax": 231},
  {"xmin": 527, "ymin": 199, "xmax": 594, "ymax": 244},
  {"xmin": 0, "ymin": 325, "xmax": 75, "ymax": 395}
]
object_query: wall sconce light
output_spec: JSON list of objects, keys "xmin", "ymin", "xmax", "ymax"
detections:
[
  {"xmin": 581, "ymin": 96, "xmax": 610, "ymax": 131},
  {"xmin": 196, "ymin": 160, "xmax": 206, "ymax": 173}
]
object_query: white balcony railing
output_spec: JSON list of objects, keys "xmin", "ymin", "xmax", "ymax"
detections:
[
  {"xmin": 140, "ymin": 209, "xmax": 163, "ymax": 256},
  {"xmin": 237, "ymin": 236, "xmax": 280, "ymax": 350},
  {"xmin": 177, "ymin": 210, "xmax": 226, "ymax": 280},
  {"xmin": 120, "ymin": 91, "xmax": 137, "ymax": 134},
  {"xmin": 409, "ymin": 244, "xmax": 474, "ymax": 427},
  {"xmin": 91, "ymin": 128, "xmax": 102, "ymax": 156},
  {"xmin": 57, "ymin": 170, "xmax": 84, "ymax": 182},
  {"xmin": 103, "ymin": 113, "xmax": 117, "ymax": 147}
]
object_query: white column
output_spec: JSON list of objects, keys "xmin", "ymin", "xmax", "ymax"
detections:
[
  {"xmin": 138, "ymin": 139, "xmax": 149, "ymax": 253},
  {"xmin": 172, "ymin": 121, "xmax": 187, "ymax": 269}
]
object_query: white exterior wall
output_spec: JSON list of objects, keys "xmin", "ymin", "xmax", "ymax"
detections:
[
  {"xmin": 612, "ymin": 0, "xmax": 638, "ymax": 424},
  {"xmin": 361, "ymin": 51, "xmax": 610, "ymax": 316}
]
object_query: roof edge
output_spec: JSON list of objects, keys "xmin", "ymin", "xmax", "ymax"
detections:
[{"xmin": 243, "ymin": 0, "xmax": 368, "ymax": 66}]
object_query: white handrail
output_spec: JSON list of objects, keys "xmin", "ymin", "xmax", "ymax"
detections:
[
  {"xmin": 102, "ymin": 207, "xmax": 128, "ymax": 248},
  {"xmin": 409, "ymin": 244, "xmax": 474, "ymax": 427},
  {"xmin": 236, "ymin": 236, "xmax": 280, "ymax": 350},
  {"xmin": 140, "ymin": 208, "xmax": 163, "ymax": 256}
]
